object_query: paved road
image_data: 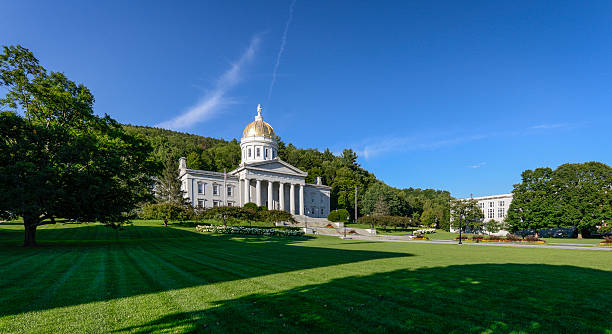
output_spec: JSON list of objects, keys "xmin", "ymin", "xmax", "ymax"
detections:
[{"xmin": 346, "ymin": 235, "xmax": 612, "ymax": 251}]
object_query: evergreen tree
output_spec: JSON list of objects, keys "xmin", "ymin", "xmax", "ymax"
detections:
[{"xmin": 156, "ymin": 157, "xmax": 186, "ymax": 205}]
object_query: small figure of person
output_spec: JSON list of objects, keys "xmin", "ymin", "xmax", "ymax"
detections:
[{"xmin": 163, "ymin": 218, "xmax": 168, "ymax": 227}]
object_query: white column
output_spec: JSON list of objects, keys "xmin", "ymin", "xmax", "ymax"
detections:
[
  {"xmin": 299, "ymin": 184, "xmax": 305, "ymax": 216},
  {"xmin": 268, "ymin": 181, "xmax": 273, "ymax": 210},
  {"xmin": 256, "ymin": 179, "xmax": 261, "ymax": 206},
  {"xmin": 279, "ymin": 182, "xmax": 285, "ymax": 211},
  {"xmin": 290, "ymin": 183, "xmax": 295, "ymax": 214},
  {"xmin": 245, "ymin": 178, "xmax": 250, "ymax": 204}
]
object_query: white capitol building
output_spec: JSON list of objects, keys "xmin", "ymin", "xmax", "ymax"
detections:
[{"xmin": 179, "ymin": 105, "xmax": 331, "ymax": 218}]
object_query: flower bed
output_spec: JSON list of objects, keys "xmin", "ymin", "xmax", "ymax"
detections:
[
  {"xmin": 412, "ymin": 228, "xmax": 436, "ymax": 236},
  {"xmin": 600, "ymin": 236, "xmax": 612, "ymax": 245},
  {"xmin": 196, "ymin": 225, "xmax": 305, "ymax": 237},
  {"xmin": 413, "ymin": 234, "xmax": 429, "ymax": 240},
  {"xmin": 453, "ymin": 235, "xmax": 545, "ymax": 243}
]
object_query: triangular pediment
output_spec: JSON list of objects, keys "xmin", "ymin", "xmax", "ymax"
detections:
[{"xmin": 230, "ymin": 159, "xmax": 307, "ymax": 177}]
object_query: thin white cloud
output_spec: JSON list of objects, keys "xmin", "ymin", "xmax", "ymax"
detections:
[
  {"xmin": 355, "ymin": 121, "xmax": 581, "ymax": 160},
  {"xmin": 469, "ymin": 162, "xmax": 486, "ymax": 169},
  {"xmin": 267, "ymin": 0, "xmax": 296, "ymax": 101},
  {"xmin": 359, "ymin": 133, "xmax": 489, "ymax": 159},
  {"xmin": 530, "ymin": 123, "xmax": 567, "ymax": 130},
  {"xmin": 156, "ymin": 36, "xmax": 260, "ymax": 130}
]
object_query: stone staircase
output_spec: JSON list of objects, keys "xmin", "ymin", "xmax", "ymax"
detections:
[{"xmin": 275, "ymin": 215, "xmax": 377, "ymax": 237}]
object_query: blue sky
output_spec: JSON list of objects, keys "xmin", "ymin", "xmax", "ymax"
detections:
[{"xmin": 2, "ymin": 1, "xmax": 612, "ymax": 198}]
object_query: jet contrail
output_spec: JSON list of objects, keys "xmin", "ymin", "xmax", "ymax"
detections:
[{"xmin": 267, "ymin": 0, "xmax": 296, "ymax": 102}]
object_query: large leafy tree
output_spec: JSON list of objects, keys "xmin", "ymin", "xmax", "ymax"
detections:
[
  {"xmin": 0, "ymin": 45, "xmax": 157, "ymax": 246},
  {"xmin": 507, "ymin": 162, "xmax": 612, "ymax": 237},
  {"xmin": 550, "ymin": 162, "xmax": 612, "ymax": 237},
  {"xmin": 362, "ymin": 182, "xmax": 407, "ymax": 217},
  {"xmin": 506, "ymin": 168, "xmax": 556, "ymax": 231},
  {"xmin": 450, "ymin": 199, "xmax": 484, "ymax": 233}
]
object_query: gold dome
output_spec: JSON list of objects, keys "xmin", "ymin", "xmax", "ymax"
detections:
[
  {"xmin": 242, "ymin": 104, "xmax": 275, "ymax": 139},
  {"xmin": 242, "ymin": 120, "xmax": 275, "ymax": 139}
]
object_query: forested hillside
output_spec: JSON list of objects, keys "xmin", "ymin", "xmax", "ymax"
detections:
[{"xmin": 124, "ymin": 124, "xmax": 451, "ymax": 227}]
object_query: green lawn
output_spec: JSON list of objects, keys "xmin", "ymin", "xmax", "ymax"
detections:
[{"xmin": 1, "ymin": 221, "xmax": 611, "ymax": 333}]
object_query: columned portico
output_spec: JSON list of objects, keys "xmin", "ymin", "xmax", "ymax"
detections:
[
  {"xmin": 299, "ymin": 184, "xmax": 304, "ymax": 216},
  {"xmin": 267, "ymin": 181, "xmax": 273, "ymax": 210},
  {"xmin": 290, "ymin": 183, "xmax": 296, "ymax": 214},
  {"xmin": 279, "ymin": 182, "xmax": 285, "ymax": 211},
  {"xmin": 255, "ymin": 179, "xmax": 261, "ymax": 206},
  {"xmin": 244, "ymin": 178, "xmax": 250, "ymax": 204}
]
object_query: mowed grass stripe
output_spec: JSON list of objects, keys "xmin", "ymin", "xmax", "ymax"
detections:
[{"xmin": 0, "ymin": 248, "xmax": 79, "ymax": 311}]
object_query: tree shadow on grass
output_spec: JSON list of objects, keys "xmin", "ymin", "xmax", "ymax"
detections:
[
  {"xmin": 0, "ymin": 224, "xmax": 411, "ymax": 317},
  {"xmin": 113, "ymin": 263, "xmax": 612, "ymax": 333}
]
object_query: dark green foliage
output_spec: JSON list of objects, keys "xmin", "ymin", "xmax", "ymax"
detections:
[
  {"xmin": 243, "ymin": 202, "xmax": 258, "ymax": 211},
  {"xmin": 155, "ymin": 157, "xmax": 186, "ymax": 205},
  {"xmin": 140, "ymin": 202, "xmax": 194, "ymax": 221},
  {"xmin": 259, "ymin": 210, "xmax": 296, "ymax": 224},
  {"xmin": 0, "ymin": 45, "xmax": 158, "ymax": 245},
  {"xmin": 200, "ymin": 206, "xmax": 294, "ymax": 225},
  {"xmin": 507, "ymin": 162, "xmax": 612, "ymax": 236},
  {"xmin": 328, "ymin": 209, "xmax": 349, "ymax": 222}
]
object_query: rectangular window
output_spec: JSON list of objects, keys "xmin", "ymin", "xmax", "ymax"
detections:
[
  {"xmin": 197, "ymin": 182, "xmax": 203, "ymax": 194},
  {"xmin": 488, "ymin": 208, "xmax": 494, "ymax": 218},
  {"xmin": 256, "ymin": 148, "xmax": 261, "ymax": 157},
  {"xmin": 227, "ymin": 186, "xmax": 232, "ymax": 196},
  {"xmin": 227, "ymin": 202, "xmax": 233, "ymax": 207},
  {"xmin": 213, "ymin": 200, "xmax": 220, "ymax": 207},
  {"xmin": 498, "ymin": 208, "xmax": 505, "ymax": 218},
  {"xmin": 197, "ymin": 199, "xmax": 203, "ymax": 207},
  {"xmin": 489, "ymin": 202, "xmax": 494, "ymax": 208},
  {"xmin": 213, "ymin": 184, "xmax": 219, "ymax": 196},
  {"xmin": 265, "ymin": 148, "xmax": 268, "ymax": 158},
  {"xmin": 248, "ymin": 148, "xmax": 252, "ymax": 157},
  {"xmin": 272, "ymin": 150, "xmax": 276, "ymax": 158},
  {"xmin": 499, "ymin": 200, "xmax": 505, "ymax": 207}
]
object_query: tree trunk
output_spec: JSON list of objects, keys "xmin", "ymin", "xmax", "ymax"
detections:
[
  {"xmin": 23, "ymin": 215, "xmax": 39, "ymax": 247},
  {"xmin": 577, "ymin": 231, "xmax": 583, "ymax": 239}
]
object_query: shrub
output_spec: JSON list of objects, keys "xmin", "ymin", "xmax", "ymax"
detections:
[
  {"xmin": 505, "ymin": 234, "xmax": 522, "ymax": 241},
  {"xmin": 243, "ymin": 202, "xmax": 258, "ymax": 211},
  {"xmin": 328, "ymin": 209, "xmax": 349, "ymax": 223},
  {"xmin": 327, "ymin": 210, "xmax": 339, "ymax": 222},
  {"xmin": 140, "ymin": 202, "xmax": 194, "ymax": 221},
  {"xmin": 259, "ymin": 210, "xmax": 296, "ymax": 224},
  {"xmin": 602, "ymin": 236, "xmax": 612, "ymax": 244}
]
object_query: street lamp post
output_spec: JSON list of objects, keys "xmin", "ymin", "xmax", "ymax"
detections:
[
  {"xmin": 344, "ymin": 215, "xmax": 349, "ymax": 238},
  {"xmin": 458, "ymin": 213, "xmax": 464, "ymax": 245}
]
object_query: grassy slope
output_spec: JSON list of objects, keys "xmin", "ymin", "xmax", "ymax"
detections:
[{"xmin": 1, "ymin": 221, "xmax": 611, "ymax": 333}]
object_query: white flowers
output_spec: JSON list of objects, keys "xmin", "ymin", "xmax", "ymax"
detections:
[
  {"xmin": 196, "ymin": 225, "xmax": 305, "ymax": 237},
  {"xmin": 412, "ymin": 228, "xmax": 436, "ymax": 235}
]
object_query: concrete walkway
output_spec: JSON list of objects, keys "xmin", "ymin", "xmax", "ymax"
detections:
[{"xmin": 313, "ymin": 230, "xmax": 612, "ymax": 251}]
